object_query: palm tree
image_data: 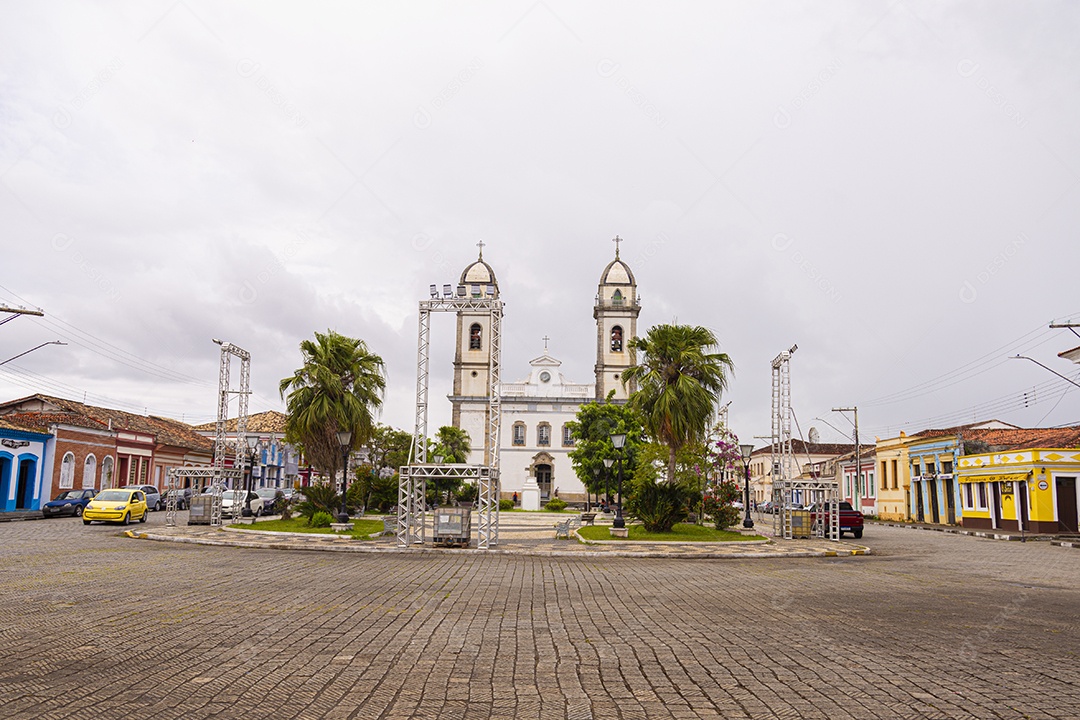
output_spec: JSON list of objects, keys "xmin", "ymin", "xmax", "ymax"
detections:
[
  {"xmin": 279, "ymin": 330, "xmax": 386, "ymax": 480},
  {"xmin": 433, "ymin": 426, "xmax": 471, "ymax": 463},
  {"xmin": 621, "ymin": 323, "xmax": 733, "ymax": 485}
]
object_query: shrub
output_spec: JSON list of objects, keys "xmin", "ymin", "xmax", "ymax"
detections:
[
  {"xmin": 544, "ymin": 497, "xmax": 567, "ymax": 512},
  {"xmin": 295, "ymin": 482, "xmax": 341, "ymax": 521},
  {"xmin": 499, "ymin": 498, "xmax": 514, "ymax": 511},
  {"xmin": 310, "ymin": 511, "xmax": 333, "ymax": 528},
  {"xmin": 704, "ymin": 479, "xmax": 742, "ymax": 530},
  {"xmin": 625, "ymin": 480, "xmax": 691, "ymax": 532}
]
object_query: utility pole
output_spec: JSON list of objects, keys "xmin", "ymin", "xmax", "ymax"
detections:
[
  {"xmin": 832, "ymin": 406, "xmax": 859, "ymax": 508},
  {"xmin": 0, "ymin": 305, "xmax": 45, "ymax": 327}
]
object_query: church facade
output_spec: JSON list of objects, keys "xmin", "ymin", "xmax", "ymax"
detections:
[{"xmin": 449, "ymin": 242, "xmax": 640, "ymax": 503}]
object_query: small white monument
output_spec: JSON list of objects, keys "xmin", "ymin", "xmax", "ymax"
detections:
[{"xmin": 521, "ymin": 474, "xmax": 541, "ymax": 511}]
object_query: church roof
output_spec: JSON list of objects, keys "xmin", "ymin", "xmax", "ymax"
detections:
[
  {"xmin": 459, "ymin": 248, "xmax": 498, "ymax": 288},
  {"xmin": 599, "ymin": 254, "xmax": 635, "ymax": 286}
]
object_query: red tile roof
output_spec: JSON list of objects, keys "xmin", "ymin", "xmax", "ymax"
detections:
[{"xmin": 192, "ymin": 411, "xmax": 288, "ymax": 434}]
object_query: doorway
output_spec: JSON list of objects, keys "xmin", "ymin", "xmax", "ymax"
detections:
[
  {"xmin": 915, "ymin": 482, "xmax": 925, "ymax": 522},
  {"xmin": 990, "ymin": 482, "xmax": 1002, "ymax": 530},
  {"xmin": 929, "ymin": 480, "xmax": 941, "ymax": 524},
  {"xmin": 1056, "ymin": 476, "xmax": 1078, "ymax": 534},
  {"xmin": 16, "ymin": 459, "xmax": 34, "ymax": 510},
  {"xmin": 1017, "ymin": 481, "xmax": 1029, "ymax": 533},
  {"xmin": 944, "ymin": 478, "xmax": 956, "ymax": 525},
  {"xmin": 0, "ymin": 457, "xmax": 10, "ymax": 510},
  {"xmin": 536, "ymin": 464, "xmax": 552, "ymax": 501}
]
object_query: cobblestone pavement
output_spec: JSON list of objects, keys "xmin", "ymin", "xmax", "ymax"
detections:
[{"xmin": 3, "ymin": 511, "xmax": 1079, "ymax": 719}]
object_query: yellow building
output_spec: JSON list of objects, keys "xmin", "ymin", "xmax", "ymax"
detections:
[
  {"xmin": 957, "ymin": 447, "xmax": 1080, "ymax": 534},
  {"xmin": 875, "ymin": 433, "xmax": 913, "ymax": 521}
]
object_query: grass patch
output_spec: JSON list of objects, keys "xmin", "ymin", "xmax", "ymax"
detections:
[
  {"xmin": 229, "ymin": 516, "xmax": 385, "ymax": 539},
  {"xmin": 577, "ymin": 523, "xmax": 765, "ymax": 542}
]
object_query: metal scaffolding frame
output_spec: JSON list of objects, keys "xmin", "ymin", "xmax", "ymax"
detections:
[
  {"xmin": 770, "ymin": 345, "xmax": 839, "ymax": 541},
  {"xmin": 164, "ymin": 340, "xmax": 251, "ymax": 528},
  {"xmin": 164, "ymin": 466, "xmax": 241, "ymax": 527},
  {"xmin": 398, "ymin": 292, "xmax": 503, "ymax": 549}
]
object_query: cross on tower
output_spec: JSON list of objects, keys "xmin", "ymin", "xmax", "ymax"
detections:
[
  {"xmin": 476, "ymin": 239, "xmax": 485, "ymax": 258},
  {"xmin": 612, "ymin": 235, "xmax": 622, "ymax": 257},
  {"xmin": 542, "ymin": 335, "xmax": 550, "ymax": 352}
]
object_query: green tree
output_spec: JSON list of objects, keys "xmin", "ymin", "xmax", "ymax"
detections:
[
  {"xmin": 431, "ymin": 425, "xmax": 471, "ymax": 503},
  {"xmin": 621, "ymin": 323, "xmax": 734, "ymax": 485},
  {"xmin": 567, "ymin": 395, "xmax": 644, "ymax": 501},
  {"xmin": 279, "ymin": 330, "xmax": 386, "ymax": 481}
]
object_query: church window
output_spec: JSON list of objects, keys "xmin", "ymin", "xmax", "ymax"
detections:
[
  {"xmin": 610, "ymin": 326, "xmax": 623, "ymax": 352},
  {"xmin": 537, "ymin": 423, "xmax": 551, "ymax": 447},
  {"xmin": 469, "ymin": 324, "xmax": 482, "ymax": 351},
  {"xmin": 562, "ymin": 424, "xmax": 574, "ymax": 447},
  {"xmin": 612, "ymin": 289, "xmax": 623, "ymax": 306},
  {"xmin": 512, "ymin": 423, "xmax": 525, "ymax": 447}
]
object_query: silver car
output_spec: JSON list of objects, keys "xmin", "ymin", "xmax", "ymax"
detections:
[{"xmin": 124, "ymin": 485, "xmax": 162, "ymax": 511}]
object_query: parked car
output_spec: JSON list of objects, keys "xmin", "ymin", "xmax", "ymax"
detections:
[
  {"xmin": 124, "ymin": 484, "xmax": 162, "ymax": 511},
  {"xmin": 806, "ymin": 501, "xmax": 864, "ymax": 539},
  {"xmin": 255, "ymin": 488, "xmax": 285, "ymax": 515},
  {"xmin": 217, "ymin": 490, "xmax": 265, "ymax": 517},
  {"xmin": 162, "ymin": 488, "xmax": 192, "ymax": 510},
  {"xmin": 758, "ymin": 501, "xmax": 775, "ymax": 514},
  {"xmin": 42, "ymin": 489, "xmax": 97, "ymax": 518},
  {"xmin": 83, "ymin": 488, "xmax": 148, "ymax": 525}
]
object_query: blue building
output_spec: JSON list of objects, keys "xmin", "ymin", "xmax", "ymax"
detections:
[{"xmin": 0, "ymin": 418, "xmax": 51, "ymax": 513}]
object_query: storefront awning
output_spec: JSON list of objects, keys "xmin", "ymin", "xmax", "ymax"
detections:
[{"xmin": 958, "ymin": 473, "xmax": 1031, "ymax": 484}]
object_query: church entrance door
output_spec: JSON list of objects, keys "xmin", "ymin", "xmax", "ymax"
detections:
[{"xmin": 536, "ymin": 465, "xmax": 552, "ymax": 501}]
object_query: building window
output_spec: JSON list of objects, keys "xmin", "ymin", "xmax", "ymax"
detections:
[
  {"xmin": 610, "ymin": 325, "xmax": 623, "ymax": 352},
  {"xmin": 867, "ymin": 472, "xmax": 875, "ymax": 498},
  {"xmin": 963, "ymin": 483, "xmax": 975, "ymax": 510},
  {"xmin": 60, "ymin": 452, "xmax": 76, "ymax": 489},
  {"xmin": 101, "ymin": 456, "xmax": 114, "ymax": 489},
  {"xmin": 469, "ymin": 324, "xmax": 482, "ymax": 351},
  {"xmin": 891, "ymin": 459, "xmax": 899, "ymax": 489},
  {"xmin": 942, "ymin": 459, "xmax": 953, "ymax": 475},
  {"xmin": 925, "ymin": 460, "xmax": 936, "ymax": 475},
  {"xmin": 83, "ymin": 454, "xmax": 97, "ymax": 490},
  {"xmin": 912, "ymin": 461, "xmax": 921, "ymax": 479},
  {"xmin": 537, "ymin": 423, "xmax": 551, "ymax": 447},
  {"xmin": 512, "ymin": 423, "xmax": 525, "ymax": 446},
  {"xmin": 880, "ymin": 461, "xmax": 888, "ymax": 491},
  {"xmin": 562, "ymin": 424, "xmax": 574, "ymax": 447},
  {"xmin": 976, "ymin": 482, "xmax": 988, "ymax": 510},
  {"xmin": 612, "ymin": 289, "xmax": 624, "ymax": 306}
]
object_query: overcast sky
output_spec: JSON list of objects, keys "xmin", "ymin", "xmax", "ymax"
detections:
[{"xmin": 2, "ymin": 2, "xmax": 1079, "ymax": 447}]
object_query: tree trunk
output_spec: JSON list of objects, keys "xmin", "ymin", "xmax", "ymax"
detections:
[{"xmin": 667, "ymin": 445, "xmax": 678, "ymax": 484}]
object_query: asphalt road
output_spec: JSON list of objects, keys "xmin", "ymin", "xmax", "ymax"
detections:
[{"xmin": 2, "ymin": 512, "xmax": 1077, "ymax": 719}]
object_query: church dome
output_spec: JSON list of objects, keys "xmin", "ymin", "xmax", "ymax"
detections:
[
  {"xmin": 459, "ymin": 245, "xmax": 498, "ymax": 292},
  {"xmin": 599, "ymin": 256, "xmax": 635, "ymax": 286}
]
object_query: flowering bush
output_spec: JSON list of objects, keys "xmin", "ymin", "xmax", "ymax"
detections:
[{"xmin": 703, "ymin": 426, "xmax": 745, "ymax": 529}]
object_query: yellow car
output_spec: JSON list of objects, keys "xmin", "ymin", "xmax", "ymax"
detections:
[{"xmin": 82, "ymin": 488, "xmax": 149, "ymax": 525}]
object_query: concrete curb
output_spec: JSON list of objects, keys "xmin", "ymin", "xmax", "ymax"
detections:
[
  {"xmin": 872, "ymin": 521, "xmax": 1056, "ymax": 542},
  {"xmin": 130, "ymin": 528, "xmax": 871, "ymax": 560}
]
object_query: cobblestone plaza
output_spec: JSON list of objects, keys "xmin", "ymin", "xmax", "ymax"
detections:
[{"xmin": 2, "ymin": 515, "xmax": 1077, "ymax": 719}]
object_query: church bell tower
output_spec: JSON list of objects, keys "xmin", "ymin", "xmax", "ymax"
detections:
[
  {"xmin": 594, "ymin": 236, "xmax": 640, "ymax": 401},
  {"xmin": 451, "ymin": 244, "xmax": 499, "ymax": 464}
]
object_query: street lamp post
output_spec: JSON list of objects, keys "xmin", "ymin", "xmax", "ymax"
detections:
[
  {"xmin": 602, "ymin": 458, "xmax": 613, "ymax": 512},
  {"xmin": 591, "ymin": 466, "xmax": 600, "ymax": 511},
  {"xmin": 740, "ymin": 443, "xmax": 755, "ymax": 529},
  {"xmin": 611, "ymin": 432, "xmax": 627, "ymax": 529},
  {"xmin": 337, "ymin": 430, "xmax": 352, "ymax": 523}
]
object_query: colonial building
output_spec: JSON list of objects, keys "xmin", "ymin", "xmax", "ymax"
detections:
[
  {"xmin": 193, "ymin": 411, "xmax": 303, "ymax": 489},
  {"xmin": 450, "ymin": 243, "xmax": 640, "ymax": 504},
  {"xmin": 0, "ymin": 417, "xmax": 51, "ymax": 512}
]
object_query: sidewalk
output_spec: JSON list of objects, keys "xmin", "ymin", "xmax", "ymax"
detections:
[
  {"xmin": 128, "ymin": 511, "xmax": 871, "ymax": 559},
  {"xmin": 870, "ymin": 519, "xmax": 1080, "ymax": 548},
  {"xmin": 0, "ymin": 511, "xmax": 43, "ymax": 523}
]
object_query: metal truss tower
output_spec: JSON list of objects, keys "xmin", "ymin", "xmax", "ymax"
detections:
[
  {"xmin": 166, "ymin": 340, "xmax": 250, "ymax": 528},
  {"xmin": 399, "ymin": 285, "xmax": 503, "ymax": 549},
  {"xmin": 771, "ymin": 346, "xmax": 795, "ymax": 537}
]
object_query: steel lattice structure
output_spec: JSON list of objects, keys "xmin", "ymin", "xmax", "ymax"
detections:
[
  {"xmin": 165, "ymin": 340, "xmax": 251, "ymax": 528},
  {"xmin": 770, "ymin": 345, "xmax": 838, "ymax": 541},
  {"xmin": 398, "ymin": 293, "xmax": 503, "ymax": 549}
]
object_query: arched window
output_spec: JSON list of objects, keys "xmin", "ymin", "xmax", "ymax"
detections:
[
  {"xmin": 610, "ymin": 325, "xmax": 623, "ymax": 352},
  {"xmin": 537, "ymin": 423, "xmax": 551, "ymax": 447},
  {"xmin": 83, "ymin": 454, "xmax": 97, "ymax": 489},
  {"xmin": 60, "ymin": 452, "xmax": 76, "ymax": 489},
  {"xmin": 512, "ymin": 422, "xmax": 526, "ymax": 447},
  {"xmin": 469, "ymin": 324, "xmax": 482, "ymax": 350},
  {"xmin": 612, "ymin": 289, "xmax": 623, "ymax": 306},
  {"xmin": 101, "ymin": 456, "xmax": 115, "ymax": 489}
]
